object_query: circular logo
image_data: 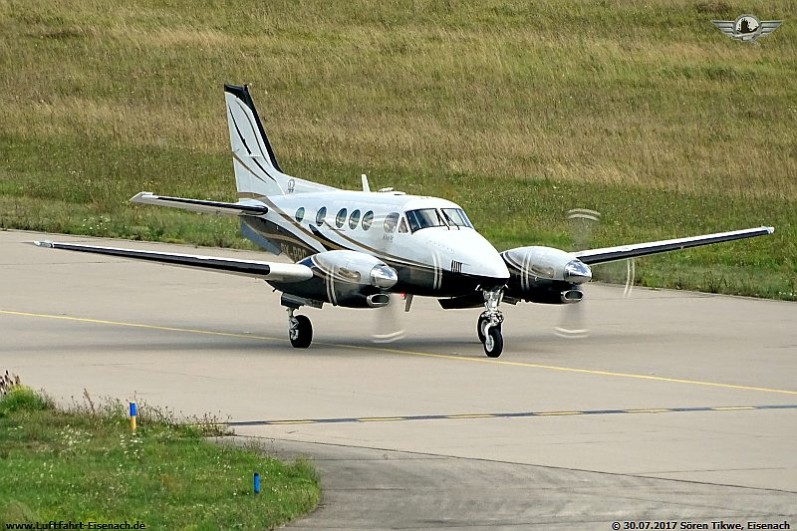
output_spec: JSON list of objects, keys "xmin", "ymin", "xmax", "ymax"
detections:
[{"xmin": 734, "ymin": 14, "xmax": 760, "ymax": 34}]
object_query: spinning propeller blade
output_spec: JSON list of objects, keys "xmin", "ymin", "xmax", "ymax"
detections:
[
  {"xmin": 555, "ymin": 209, "xmax": 635, "ymax": 339},
  {"xmin": 555, "ymin": 209, "xmax": 600, "ymax": 338},
  {"xmin": 371, "ymin": 293, "xmax": 406, "ymax": 343}
]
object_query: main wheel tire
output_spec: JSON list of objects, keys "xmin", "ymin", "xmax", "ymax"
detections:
[
  {"xmin": 289, "ymin": 315, "xmax": 313, "ymax": 348},
  {"xmin": 483, "ymin": 326, "xmax": 504, "ymax": 358}
]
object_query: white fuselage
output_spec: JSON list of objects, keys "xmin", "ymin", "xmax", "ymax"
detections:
[{"xmin": 243, "ymin": 189, "xmax": 510, "ymax": 297}]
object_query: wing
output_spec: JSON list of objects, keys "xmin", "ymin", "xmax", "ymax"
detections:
[
  {"xmin": 32, "ymin": 241, "xmax": 312, "ymax": 282},
  {"xmin": 130, "ymin": 192, "xmax": 268, "ymax": 216},
  {"xmin": 574, "ymin": 226, "xmax": 774, "ymax": 265},
  {"xmin": 759, "ymin": 21, "xmax": 783, "ymax": 37},
  {"xmin": 711, "ymin": 20, "xmax": 735, "ymax": 36}
]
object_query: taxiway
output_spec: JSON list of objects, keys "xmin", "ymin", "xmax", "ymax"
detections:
[{"xmin": 2, "ymin": 230, "xmax": 795, "ymax": 529}]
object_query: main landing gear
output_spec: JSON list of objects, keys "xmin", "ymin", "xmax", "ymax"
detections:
[
  {"xmin": 288, "ymin": 308, "xmax": 313, "ymax": 348},
  {"xmin": 478, "ymin": 289, "xmax": 504, "ymax": 358}
]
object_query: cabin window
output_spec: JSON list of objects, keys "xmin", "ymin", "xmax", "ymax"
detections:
[
  {"xmin": 441, "ymin": 208, "xmax": 473, "ymax": 228},
  {"xmin": 295, "ymin": 207, "xmax": 305, "ymax": 223},
  {"xmin": 349, "ymin": 209, "xmax": 361, "ymax": 230},
  {"xmin": 316, "ymin": 206, "xmax": 327, "ymax": 226},
  {"xmin": 383, "ymin": 212, "xmax": 399, "ymax": 233},
  {"xmin": 405, "ymin": 208, "xmax": 446, "ymax": 233},
  {"xmin": 336, "ymin": 208, "xmax": 348, "ymax": 228},
  {"xmin": 362, "ymin": 210, "xmax": 374, "ymax": 231}
]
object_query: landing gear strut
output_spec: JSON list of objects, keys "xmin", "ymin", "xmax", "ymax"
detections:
[
  {"xmin": 288, "ymin": 308, "xmax": 313, "ymax": 348},
  {"xmin": 479, "ymin": 289, "xmax": 504, "ymax": 358}
]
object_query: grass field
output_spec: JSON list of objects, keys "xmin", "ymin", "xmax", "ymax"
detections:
[
  {"xmin": 0, "ymin": 0, "xmax": 795, "ymax": 299},
  {"xmin": 0, "ymin": 384, "xmax": 319, "ymax": 528}
]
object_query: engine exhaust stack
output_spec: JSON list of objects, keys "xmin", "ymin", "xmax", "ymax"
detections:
[
  {"xmin": 367, "ymin": 293, "xmax": 391, "ymax": 308},
  {"xmin": 560, "ymin": 290, "xmax": 584, "ymax": 304}
]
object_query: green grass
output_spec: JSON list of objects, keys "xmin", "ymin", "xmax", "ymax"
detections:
[
  {"xmin": 0, "ymin": 386, "xmax": 319, "ymax": 529},
  {"xmin": 0, "ymin": 0, "xmax": 795, "ymax": 299}
]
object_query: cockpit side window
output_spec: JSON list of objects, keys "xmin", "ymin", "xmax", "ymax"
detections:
[
  {"xmin": 442, "ymin": 208, "xmax": 473, "ymax": 228},
  {"xmin": 384, "ymin": 212, "xmax": 400, "ymax": 233},
  {"xmin": 405, "ymin": 208, "xmax": 446, "ymax": 233}
]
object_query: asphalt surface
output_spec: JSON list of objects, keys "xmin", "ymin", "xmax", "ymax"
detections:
[{"xmin": 2, "ymin": 230, "xmax": 796, "ymax": 529}]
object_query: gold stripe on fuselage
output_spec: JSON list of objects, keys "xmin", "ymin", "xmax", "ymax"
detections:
[{"xmin": 240, "ymin": 191, "xmax": 440, "ymax": 277}]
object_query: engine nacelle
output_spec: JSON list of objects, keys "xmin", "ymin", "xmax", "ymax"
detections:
[
  {"xmin": 270, "ymin": 250, "xmax": 398, "ymax": 308},
  {"xmin": 500, "ymin": 246, "xmax": 591, "ymax": 304}
]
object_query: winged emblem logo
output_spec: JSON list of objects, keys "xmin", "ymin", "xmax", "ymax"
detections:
[{"xmin": 712, "ymin": 14, "xmax": 782, "ymax": 42}]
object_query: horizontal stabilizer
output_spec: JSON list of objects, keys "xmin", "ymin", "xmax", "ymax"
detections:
[
  {"xmin": 131, "ymin": 192, "xmax": 268, "ymax": 216},
  {"xmin": 32, "ymin": 241, "xmax": 311, "ymax": 282},
  {"xmin": 575, "ymin": 226, "xmax": 774, "ymax": 265}
]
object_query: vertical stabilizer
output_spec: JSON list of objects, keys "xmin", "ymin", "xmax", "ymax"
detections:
[{"xmin": 224, "ymin": 84, "xmax": 334, "ymax": 198}]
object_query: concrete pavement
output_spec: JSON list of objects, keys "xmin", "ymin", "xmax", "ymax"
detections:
[{"xmin": 2, "ymin": 230, "xmax": 795, "ymax": 529}]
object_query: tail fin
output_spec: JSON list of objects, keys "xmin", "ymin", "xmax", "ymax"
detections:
[{"xmin": 224, "ymin": 84, "xmax": 333, "ymax": 197}]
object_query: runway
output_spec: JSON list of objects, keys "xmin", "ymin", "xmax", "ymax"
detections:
[{"xmin": 2, "ymin": 230, "xmax": 796, "ymax": 529}]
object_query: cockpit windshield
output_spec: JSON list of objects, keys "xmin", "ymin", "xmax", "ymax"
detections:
[
  {"xmin": 442, "ymin": 208, "xmax": 473, "ymax": 228},
  {"xmin": 406, "ymin": 209, "xmax": 445, "ymax": 232},
  {"xmin": 405, "ymin": 207, "xmax": 473, "ymax": 233}
]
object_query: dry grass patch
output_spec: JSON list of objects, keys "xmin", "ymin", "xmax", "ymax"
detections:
[{"xmin": 0, "ymin": 0, "xmax": 794, "ymax": 297}]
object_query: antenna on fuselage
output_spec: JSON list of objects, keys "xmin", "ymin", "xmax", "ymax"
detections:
[{"xmin": 365, "ymin": 174, "xmax": 404, "ymax": 194}]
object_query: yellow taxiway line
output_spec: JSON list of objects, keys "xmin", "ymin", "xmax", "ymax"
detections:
[{"xmin": 2, "ymin": 309, "xmax": 796, "ymax": 397}]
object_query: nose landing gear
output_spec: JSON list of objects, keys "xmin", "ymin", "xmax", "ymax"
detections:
[
  {"xmin": 288, "ymin": 308, "xmax": 313, "ymax": 348},
  {"xmin": 479, "ymin": 289, "xmax": 504, "ymax": 358}
]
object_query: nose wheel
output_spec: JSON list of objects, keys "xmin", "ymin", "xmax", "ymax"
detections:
[
  {"xmin": 483, "ymin": 325, "xmax": 503, "ymax": 358},
  {"xmin": 288, "ymin": 310, "xmax": 313, "ymax": 348},
  {"xmin": 477, "ymin": 313, "xmax": 501, "ymax": 343},
  {"xmin": 479, "ymin": 290, "xmax": 505, "ymax": 358}
]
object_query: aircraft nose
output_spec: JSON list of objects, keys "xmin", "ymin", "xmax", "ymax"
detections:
[
  {"xmin": 437, "ymin": 232, "xmax": 509, "ymax": 281},
  {"xmin": 422, "ymin": 229, "xmax": 509, "ymax": 284},
  {"xmin": 471, "ymin": 250, "xmax": 510, "ymax": 281}
]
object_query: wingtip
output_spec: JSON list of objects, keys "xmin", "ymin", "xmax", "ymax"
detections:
[
  {"xmin": 130, "ymin": 191, "xmax": 154, "ymax": 203},
  {"xmin": 32, "ymin": 240, "xmax": 54, "ymax": 248},
  {"xmin": 766, "ymin": 226, "xmax": 775, "ymax": 234}
]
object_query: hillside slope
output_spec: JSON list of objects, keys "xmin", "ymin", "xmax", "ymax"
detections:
[{"xmin": 0, "ymin": 0, "xmax": 794, "ymax": 298}]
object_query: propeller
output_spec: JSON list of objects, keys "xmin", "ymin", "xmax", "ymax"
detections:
[
  {"xmin": 371, "ymin": 293, "xmax": 407, "ymax": 343},
  {"xmin": 554, "ymin": 209, "xmax": 636, "ymax": 339},
  {"xmin": 554, "ymin": 209, "xmax": 600, "ymax": 339}
]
